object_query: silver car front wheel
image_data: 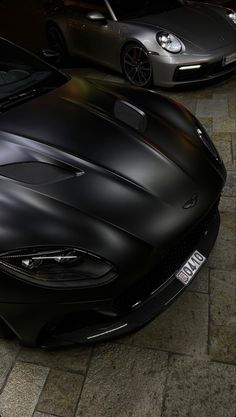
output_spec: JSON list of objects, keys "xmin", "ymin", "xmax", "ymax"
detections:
[{"xmin": 122, "ymin": 44, "xmax": 153, "ymax": 88}]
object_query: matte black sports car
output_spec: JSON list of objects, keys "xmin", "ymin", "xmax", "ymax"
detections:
[
  {"xmin": 0, "ymin": 37, "xmax": 226, "ymax": 347},
  {"xmin": 47, "ymin": 0, "xmax": 236, "ymax": 87}
]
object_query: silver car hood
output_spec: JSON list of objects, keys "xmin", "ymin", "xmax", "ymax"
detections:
[{"xmin": 128, "ymin": 4, "xmax": 235, "ymax": 51}]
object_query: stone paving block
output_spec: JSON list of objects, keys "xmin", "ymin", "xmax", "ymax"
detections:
[
  {"xmin": 212, "ymin": 92, "xmax": 236, "ymax": 113},
  {"xmin": 211, "ymin": 76, "xmax": 236, "ymax": 93},
  {"xmin": 214, "ymin": 139, "xmax": 233, "ymax": 170},
  {"xmin": 224, "ymin": 175, "xmax": 236, "ymax": 202},
  {"xmin": 183, "ymin": 89, "xmax": 213, "ymax": 99},
  {"xmin": 233, "ymin": 134, "xmax": 236, "ymax": 167},
  {"xmin": 0, "ymin": 362, "xmax": 49, "ymax": 417},
  {"xmin": 209, "ymin": 324, "xmax": 236, "ymax": 365},
  {"xmin": 162, "ymin": 355, "xmax": 236, "ymax": 417},
  {"xmin": 219, "ymin": 196, "xmax": 236, "ymax": 212},
  {"xmin": 174, "ymin": 97, "xmax": 197, "ymax": 114},
  {"xmin": 218, "ymin": 211, "xmax": 236, "ymax": 241},
  {"xmin": 19, "ymin": 345, "xmax": 91, "ymax": 374},
  {"xmin": 210, "ymin": 270, "xmax": 236, "ymax": 326},
  {"xmin": 119, "ymin": 292, "xmax": 209, "ymax": 356},
  {"xmin": 197, "ymin": 117, "xmax": 213, "ymax": 135},
  {"xmin": 0, "ymin": 339, "xmax": 20, "ymax": 391},
  {"xmin": 34, "ymin": 413, "xmax": 58, "ymax": 417},
  {"xmin": 37, "ymin": 370, "xmax": 83, "ymax": 417},
  {"xmin": 186, "ymin": 100, "xmax": 198, "ymax": 115},
  {"xmin": 196, "ymin": 99, "xmax": 228, "ymax": 118},
  {"xmin": 76, "ymin": 344, "xmax": 168, "ymax": 417},
  {"xmin": 208, "ymin": 238, "xmax": 236, "ymax": 271},
  {"xmin": 211, "ymin": 132, "xmax": 234, "ymax": 168},
  {"xmin": 228, "ymin": 95, "xmax": 236, "ymax": 119},
  {"xmin": 213, "ymin": 117, "xmax": 236, "ymax": 133},
  {"xmin": 212, "ymin": 132, "xmax": 233, "ymax": 142},
  {"xmin": 187, "ymin": 264, "xmax": 209, "ymax": 294},
  {"xmin": 212, "ymin": 92, "xmax": 236, "ymax": 99}
]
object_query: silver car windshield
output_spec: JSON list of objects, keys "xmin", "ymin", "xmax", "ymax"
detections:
[
  {"xmin": 108, "ymin": 0, "xmax": 183, "ymax": 20},
  {"xmin": 0, "ymin": 38, "xmax": 67, "ymax": 102}
]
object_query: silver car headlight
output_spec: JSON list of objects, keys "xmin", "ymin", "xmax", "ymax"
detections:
[
  {"xmin": 0, "ymin": 247, "xmax": 117, "ymax": 288},
  {"xmin": 227, "ymin": 10, "xmax": 236, "ymax": 24},
  {"xmin": 157, "ymin": 32, "xmax": 182, "ymax": 53}
]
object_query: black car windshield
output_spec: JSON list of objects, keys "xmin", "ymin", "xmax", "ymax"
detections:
[
  {"xmin": 0, "ymin": 38, "xmax": 68, "ymax": 103},
  {"xmin": 109, "ymin": 0, "xmax": 183, "ymax": 20}
]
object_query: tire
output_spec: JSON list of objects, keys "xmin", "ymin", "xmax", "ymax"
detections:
[
  {"xmin": 122, "ymin": 43, "xmax": 153, "ymax": 88},
  {"xmin": 47, "ymin": 25, "xmax": 69, "ymax": 65}
]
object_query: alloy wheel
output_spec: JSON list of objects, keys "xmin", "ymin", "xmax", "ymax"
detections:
[{"xmin": 123, "ymin": 45, "xmax": 153, "ymax": 87}]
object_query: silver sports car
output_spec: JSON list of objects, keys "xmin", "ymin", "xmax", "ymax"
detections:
[{"xmin": 47, "ymin": 0, "xmax": 236, "ymax": 87}]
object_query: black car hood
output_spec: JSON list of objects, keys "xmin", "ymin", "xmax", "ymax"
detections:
[
  {"xmin": 128, "ymin": 4, "xmax": 235, "ymax": 50},
  {"xmin": 0, "ymin": 75, "xmax": 225, "ymax": 247}
]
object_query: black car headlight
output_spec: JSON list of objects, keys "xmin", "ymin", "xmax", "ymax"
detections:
[
  {"xmin": 195, "ymin": 124, "xmax": 220, "ymax": 162},
  {"xmin": 0, "ymin": 247, "xmax": 117, "ymax": 288},
  {"xmin": 157, "ymin": 32, "xmax": 182, "ymax": 53}
]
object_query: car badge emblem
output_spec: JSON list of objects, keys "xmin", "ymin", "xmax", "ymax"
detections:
[{"xmin": 183, "ymin": 193, "xmax": 198, "ymax": 209}]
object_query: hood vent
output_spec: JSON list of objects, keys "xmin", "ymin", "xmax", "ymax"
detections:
[
  {"xmin": 0, "ymin": 162, "xmax": 77, "ymax": 185},
  {"xmin": 114, "ymin": 100, "xmax": 147, "ymax": 133}
]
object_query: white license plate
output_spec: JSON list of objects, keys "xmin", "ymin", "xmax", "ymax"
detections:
[
  {"xmin": 176, "ymin": 250, "xmax": 206, "ymax": 286},
  {"xmin": 223, "ymin": 52, "xmax": 236, "ymax": 66}
]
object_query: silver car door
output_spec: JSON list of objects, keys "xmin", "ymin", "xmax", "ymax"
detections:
[
  {"xmin": 81, "ymin": 18, "xmax": 120, "ymax": 67},
  {"xmin": 66, "ymin": 1, "xmax": 120, "ymax": 66},
  {"xmin": 64, "ymin": 1, "xmax": 89, "ymax": 58}
]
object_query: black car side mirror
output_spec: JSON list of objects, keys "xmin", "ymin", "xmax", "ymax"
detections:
[{"xmin": 86, "ymin": 11, "xmax": 107, "ymax": 23}]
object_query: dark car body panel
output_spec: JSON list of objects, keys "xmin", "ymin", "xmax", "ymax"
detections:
[
  {"xmin": 0, "ymin": 75, "xmax": 225, "ymax": 248},
  {"xmin": 0, "ymin": 65, "xmax": 226, "ymax": 346}
]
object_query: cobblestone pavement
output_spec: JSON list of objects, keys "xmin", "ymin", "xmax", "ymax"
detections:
[{"xmin": 0, "ymin": 71, "xmax": 235, "ymax": 417}]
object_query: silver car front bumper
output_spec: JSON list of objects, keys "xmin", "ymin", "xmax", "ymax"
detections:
[{"xmin": 150, "ymin": 41, "xmax": 236, "ymax": 87}]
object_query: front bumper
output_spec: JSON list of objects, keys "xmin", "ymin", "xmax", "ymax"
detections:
[
  {"xmin": 41, "ymin": 208, "xmax": 219, "ymax": 348},
  {"xmin": 0, "ymin": 204, "xmax": 220, "ymax": 348},
  {"xmin": 150, "ymin": 41, "xmax": 236, "ymax": 87},
  {"xmin": 1, "ymin": 203, "xmax": 220, "ymax": 348}
]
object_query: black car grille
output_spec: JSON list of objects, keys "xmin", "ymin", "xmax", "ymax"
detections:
[
  {"xmin": 115, "ymin": 201, "xmax": 219, "ymax": 313},
  {"xmin": 173, "ymin": 60, "xmax": 236, "ymax": 82}
]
